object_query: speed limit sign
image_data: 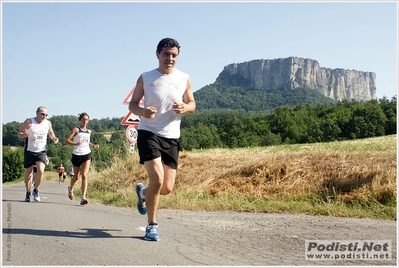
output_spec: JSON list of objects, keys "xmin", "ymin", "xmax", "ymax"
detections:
[{"xmin": 126, "ymin": 125, "xmax": 138, "ymax": 143}]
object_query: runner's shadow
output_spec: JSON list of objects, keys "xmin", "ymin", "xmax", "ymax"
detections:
[
  {"xmin": 2, "ymin": 199, "xmax": 27, "ymax": 203},
  {"xmin": 3, "ymin": 227, "xmax": 135, "ymax": 239},
  {"xmin": 1, "ymin": 199, "xmax": 89, "ymax": 208}
]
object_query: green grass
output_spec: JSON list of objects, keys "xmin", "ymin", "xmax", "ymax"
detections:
[{"xmin": 156, "ymin": 189, "xmax": 396, "ymax": 220}]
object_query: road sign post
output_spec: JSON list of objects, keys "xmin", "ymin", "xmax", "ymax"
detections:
[
  {"xmin": 130, "ymin": 143, "xmax": 136, "ymax": 153},
  {"xmin": 122, "ymin": 86, "xmax": 144, "ymax": 151}
]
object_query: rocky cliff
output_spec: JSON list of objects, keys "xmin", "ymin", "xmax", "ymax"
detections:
[{"xmin": 217, "ymin": 57, "xmax": 376, "ymax": 101}]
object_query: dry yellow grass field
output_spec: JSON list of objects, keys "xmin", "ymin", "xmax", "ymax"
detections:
[{"xmin": 57, "ymin": 135, "xmax": 398, "ymax": 219}]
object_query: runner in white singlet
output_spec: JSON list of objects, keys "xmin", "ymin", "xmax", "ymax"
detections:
[
  {"xmin": 64, "ymin": 112, "xmax": 99, "ymax": 205},
  {"xmin": 18, "ymin": 106, "xmax": 59, "ymax": 202},
  {"xmin": 129, "ymin": 38, "xmax": 196, "ymax": 241}
]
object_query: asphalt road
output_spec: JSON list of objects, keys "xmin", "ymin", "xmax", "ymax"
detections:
[{"xmin": 2, "ymin": 181, "xmax": 397, "ymax": 266}]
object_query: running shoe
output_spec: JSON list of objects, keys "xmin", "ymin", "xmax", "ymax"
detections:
[
  {"xmin": 68, "ymin": 186, "xmax": 74, "ymax": 200},
  {"xmin": 33, "ymin": 189, "xmax": 40, "ymax": 202},
  {"xmin": 25, "ymin": 191, "xmax": 31, "ymax": 202},
  {"xmin": 136, "ymin": 183, "xmax": 147, "ymax": 215},
  {"xmin": 80, "ymin": 197, "xmax": 88, "ymax": 205},
  {"xmin": 144, "ymin": 223, "xmax": 159, "ymax": 241}
]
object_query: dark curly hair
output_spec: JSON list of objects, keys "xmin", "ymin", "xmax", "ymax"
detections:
[
  {"xmin": 78, "ymin": 112, "xmax": 90, "ymax": 121},
  {"xmin": 156, "ymin": 38, "xmax": 180, "ymax": 54}
]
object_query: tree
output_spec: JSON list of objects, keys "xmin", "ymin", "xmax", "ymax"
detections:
[
  {"xmin": 2, "ymin": 147, "xmax": 24, "ymax": 183},
  {"xmin": 269, "ymin": 106, "xmax": 301, "ymax": 143},
  {"xmin": 379, "ymin": 96, "xmax": 397, "ymax": 135},
  {"xmin": 2, "ymin": 121, "xmax": 25, "ymax": 146},
  {"xmin": 348, "ymin": 100, "xmax": 387, "ymax": 138},
  {"xmin": 181, "ymin": 123, "xmax": 224, "ymax": 150}
]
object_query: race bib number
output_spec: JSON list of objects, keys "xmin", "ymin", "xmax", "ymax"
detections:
[{"xmin": 34, "ymin": 133, "xmax": 46, "ymax": 143}]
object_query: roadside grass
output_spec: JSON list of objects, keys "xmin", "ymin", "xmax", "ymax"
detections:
[
  {"xmin": 5, "ymin": 135, "xmax": 396, "ymax": 220},
  {"xmin": 85, "ymin": 135, "xmax": 397, "ymax": 220},
  {"xmin": 3, "ymin": 171, "xmax": 61, "ymax": 185}
]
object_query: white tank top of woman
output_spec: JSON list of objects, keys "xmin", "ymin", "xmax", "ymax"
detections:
[{"xmin": 72, "ymin": 127, "xmax": 91, "ymax": 155}]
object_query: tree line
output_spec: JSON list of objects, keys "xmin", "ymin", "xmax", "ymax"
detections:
[
  {"xmin": 2, "ymin": 97, "xmax": 396, "ymax": 182},
  {"xmin": 180, "ymin": 97, "xmax": 396, "ymax": 150}
]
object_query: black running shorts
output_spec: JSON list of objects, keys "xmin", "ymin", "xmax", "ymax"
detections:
[
  {"xmin": 71, "ymin": 152, "xmax": 92, "ymax": 167},
  {"xmin": 24, "ymin": 150, "xmax": 47, "ymax": 168},
  {"xmin": 137, "ymin": 130, "xmax": 180, "ymax": 170}
]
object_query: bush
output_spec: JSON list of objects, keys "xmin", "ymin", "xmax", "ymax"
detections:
[{"xmin": 2, "ymin": 146, "xmax": 25, "ymax": 183}]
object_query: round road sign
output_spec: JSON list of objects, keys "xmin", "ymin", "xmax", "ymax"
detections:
[{"xmin": 126, "ymin": 125, "xmax": 138, "ymax": 143}]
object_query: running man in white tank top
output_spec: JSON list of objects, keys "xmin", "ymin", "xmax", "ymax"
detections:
[
  {"xmin": 18, "ymin": 106, "xmax": 59, "ymax": 202},
  {"xmin": 64, "ymin": 112, "xmax": 99, "ymax": 205},
  {"xmin": 129, "ymin": 38, "xmax": 196, "ymax": 241}
]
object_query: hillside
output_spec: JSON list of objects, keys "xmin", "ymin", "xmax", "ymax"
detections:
[{"xmin": 194, "ymin": 83, "xmax": 336, "ymax": 112}]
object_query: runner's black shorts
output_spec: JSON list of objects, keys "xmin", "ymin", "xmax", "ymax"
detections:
[
  {"xmin": 71, "ymin": 152, "xmax": 92, "ymax": 167},
  {"xmin": 137, "ymin": 130, "xmax": 180, "ymax": 170},
  {"xmin": 24, "ymin": 150, "xmax": 47, "ymax": 168}
]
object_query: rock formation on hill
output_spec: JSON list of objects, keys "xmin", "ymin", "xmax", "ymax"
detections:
[{"xmin": 218, "ymin": 57, "xmax": 376, "ymax": 101}]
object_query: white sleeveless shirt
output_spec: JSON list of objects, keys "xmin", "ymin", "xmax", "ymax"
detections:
[
  {"xmin": 72, "ymin": 127, "xmax": 91, "ymax": 155},
  {"xmin": 138, "ymin": 68, "xmax": 189, "ymax": 139},
  {"xmin": 26, "ymin": 117, "xmax": 50, "ymax": 152}
]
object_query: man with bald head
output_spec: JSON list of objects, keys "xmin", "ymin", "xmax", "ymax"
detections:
[{"xmin": 18, "ymin": 106, "xmax": 59, "ymax": 202}]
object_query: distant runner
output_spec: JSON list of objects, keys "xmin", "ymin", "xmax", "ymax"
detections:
[{"xmin": 57, "ymin": 164, "xmax": 65, "ymax": 184}]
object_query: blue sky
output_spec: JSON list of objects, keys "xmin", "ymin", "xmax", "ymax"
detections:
[{"xmin": 2, "ymin": 1, "xmax": 397, "ymax": 124}]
